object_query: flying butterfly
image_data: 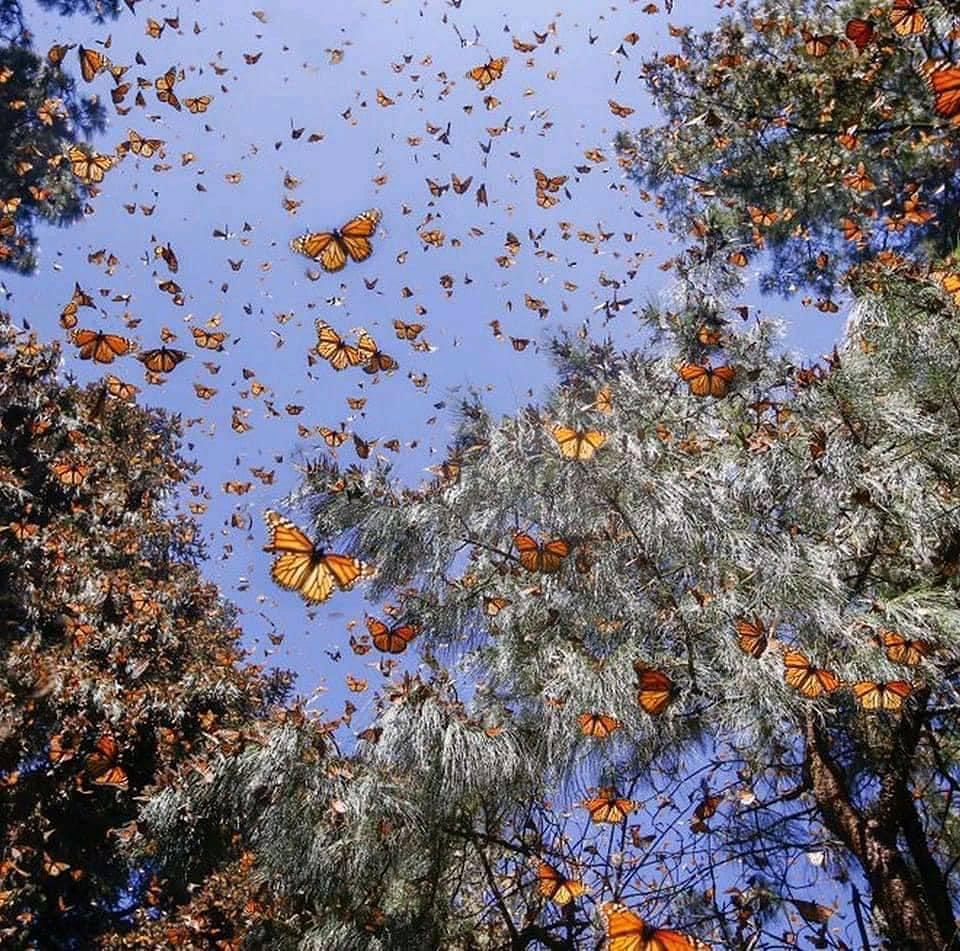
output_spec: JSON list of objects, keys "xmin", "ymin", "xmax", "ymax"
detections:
[
  {"xmin": 534, "ymin": 168, "xmax": 567, "ymax": 193},
  {"xmin": 315, "ymin": 320, "xmax": 363, "ymax": 371},
  {"xmin": 513, "ymin": 532, "xmax": 570, "ymax": 573},
  {"xmin": 191, "ymin": 327, "xmax": 226, "ymax": 351},
  {"xmin": 601, "ymin": 902, "xmax": 709, "ymax": 951},
  {"xmin": 783, "ymin": 650, "xmax": 840, "ymax": 698},
  {"xmin": 365, "ymin": 616, "xmax": 419, "ymax": 654},
  {"xmin": 263, "ymin": 510, "xmax": 373, "ymax": 604},
  {"xmin": 185, "ymin": 95, "xmax": 212, "ymax": 114},
  {"xmin": 71, "ymin": 328, "xmax": 132, "ymax": 364},
  {"xmin": 845, "ymin": 17, "xmax": 875, "ymax": 51},
  {"xmin": 67, "ymin": 146, "xmax": 115, "ymax": 184},
  {"xmin": 853, "ymin": 680, "xmax": 913, "ymax": 711},
  {"xmin": 84, "ymin": 735, "xmax": 128, "ymax": 790},
  {"xmin": 536, "ymin": 862, "xmax": 587, "ymax": 906},
  {"xmin": 357, "ymin": 331, "xmax": 399, "ymax": 374},
  {"xmin": 290, "ymin": 209, "xmax": 382, "ymax": 272},
  {"xmin": 137, "ymin": 346, "xmax": 188, "ymax": 374},
  {"xmin": 124, "ymin": 129, "xmax": 165, "ymax": 158},
  {"xmin": 678, "ymin": 362, "xmax": 736, "ymax": 398},
  {"xmin": 466, "ymin": 56, "xmax": 508, "ymax": 89},
  {"xmin": 394, "ymin": 319, "xmax": 424, "ymax": 340},
  {"xmin": 549, "ymin": 424, "xmax": 607, "ymax": 460},
  {"xmin": 79, "ymin": 45, "xmax": 110, "ymax": 82},
  {"xmin": 582, "ymin": 787, "xmax": 635, "ymax": 824},
  {"xmin": 154, "ymin": 66, "xmax": 181, "ymax": 110},
  {"xmin": 801, "ymin": 29, "xmax": 836, "ymax": 57}
]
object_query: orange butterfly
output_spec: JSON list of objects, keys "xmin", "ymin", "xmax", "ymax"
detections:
[
  {"xmin": 550, "ymin": 424, "xmax": 607, "ymax": 460},
  {"xmin": 71, "ymin": 329, "xmax": 132, "ymax": 364},
  {"xmin": 466, "ymin": 56, "xmax": 508, "ymax": 89},
  {"xmin": 67, "ymin": 146, "xmax": 115, "ymax": 184},
  {"xmin": 534, "ymin": 168, "xmax": 568, "ymax": 193},
  {"xmin": 79, "ymin": 45, "xmax": 110, "ymax": 82},
  {"xmin": 678, "ymin": 362, "xmax": 736, "ymax": 398},
  {"xmin": 365, "ymin": 616, "xmax": 418, "ymax": 654},
  {"xmin": 922, "ymin": 60, "xmax": 960, "ymax": 121},
  {"xmin": 536, "ymin": 861, "xmax": 587, "ymax": 905},
  {"xmin": 783, "ymin": 651, "xmax": 840, "ymax": 698},
  {"xmin": 51, "ymin": 459, "xmax": 91, "ymax": 486},
  {"xmin": 290, "ymin": 209, "xmax": 381, "ymax": 272},
  {"xmin": 734, "ymin": 616, "xmax": 769, "ymax": 658},
  {"xmin": 853, "ymin": 680, "xmax": 912, "ymax": 711},
  {"xmin": 577, "ymin": 712, "xmax": 621, "ymax": 739},
  {"xmin": 880, "ymin": 629, "xmax": 932, "ymax": 667},
  {"xmin": 191, "ymin": 327, "xmax": 226, "ymax": 351},
  {"xmin": 636, "ymin": 667, "xmax": 676, "ymax": 715},
  {"xmin": 845, "ymin": 18, "xmax": 875, "ymax": 51},
  {"xmin": 315, "ymin": 320, "xmax": 362, "ymax": 371},
  {"xmin": 583, "ymin": 787, "xmax": 635, "ymax": 824},
  {"xmin": 154, "ymin": 66, "xmax": 181, "ymax": 110},
  {"xmin": 608, "ymin": 98, "xmax": 635, "ymax": 117},
  {"xmin": 601, "ymin": 902, "xmax": 709, "ymax": 951},
  {"xmin": 889, "ymin": 0, "xmax": 926, "ymax": 36},
  {"xmin": 84, "ymin": 735, "xmax": 128, "ymax": 790},
  {"xmin": 483, "ymin": 595, "xmax": 511, "ymax": 616},
  {"xmin": 104, "ymin": 375, "xmax": 139, "ymax": 400},
  {"xmin": 137, "ymin": 346, "xmax": 188, "ymax": 374},
  {"xmin": 185, "ymin": 95, "xmax": 212, "ymax": 113},
  {"xmin": 263, "ymin": 510, "xmax": 373, "ymax": 604},
  {"xmin": 801, "ymin": 29, "xmax": 836, "ymax": 58},
  {"xmin": 513, "ymin": 532, "xmax": 570, "ymax": 573},
  {"xmin": 357, "ymin": 331, "xmax": 398, "ymax": 374}
]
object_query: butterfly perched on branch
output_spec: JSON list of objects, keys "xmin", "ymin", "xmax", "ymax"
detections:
[{"xmin": 601, "ymin": 902, "xmax": 709, "ymax": 951}]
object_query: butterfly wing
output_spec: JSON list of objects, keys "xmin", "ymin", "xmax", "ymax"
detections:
[
  {"xmin": 338, "ymin": 209, "xmax": 381, "ymax": 262},
  {"xmin": 678, "ymin": 363, "xmax": 709, "ymax": 396},
  {"xmin": 315, "ymin": 320, "xmax": 361, "ymax": 370},
  {"xmin": 637, "ymin": 669, "xmax": 674, "ymax": 715},
  {"xmin": 539, "ymin": 538, "xmax": 570, "ymax": 572},
  {"xmin": 514, "ymin": 532, "xmax": 542, "ymax": 572},
  {"xmin": 929, "ymin": 65, "xmax": 960, "ymax": 119},
  {"xmin": 735, "ymin": 617, "xmax": 768, "ymax": 658},
  {"xmin": 602, "ymin": 902, "xmax": 645, "ymax": 951}
]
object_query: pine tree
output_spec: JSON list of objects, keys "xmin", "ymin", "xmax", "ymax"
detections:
[
  {"xmin": 616, "ymin": 0, "xmax": 960, "ymax": 299},
  {"xmin": 141, "ymin": 261, "xmax": 960, "ymax": 948},
  {"xmin": 0, "ymin": 315, "xmax": 293, "ymax": 946}
]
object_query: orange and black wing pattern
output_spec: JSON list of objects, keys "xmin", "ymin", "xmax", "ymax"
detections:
[{"xmin": 291, "ymin": 209, "xmax": 381, "ymax": 272}]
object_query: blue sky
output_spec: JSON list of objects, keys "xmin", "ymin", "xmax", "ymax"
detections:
[{"xmin": 9, "ymin": 0, "xmax": 845, "ymax": 727}]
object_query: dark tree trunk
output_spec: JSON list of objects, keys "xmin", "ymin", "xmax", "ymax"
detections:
[{"xmin": 803, "ymin": 714, "xmax": 957, "ymax": 949}]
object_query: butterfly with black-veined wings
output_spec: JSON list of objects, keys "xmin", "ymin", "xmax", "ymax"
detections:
[{"xmin": 290, "ymin": 209, "xmax": 381, "ymax": 272}]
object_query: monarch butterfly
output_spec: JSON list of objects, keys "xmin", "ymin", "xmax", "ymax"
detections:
[
  {"xmin": 922, "ymin": 61, "xmax": 960, "ymax": 121},
  {"xmin": 51, "ymin": 460, "xmax": 91, "ymax": 486},
  {"xmin": 601, "ymin": 902, "xmax": 709, "ymax": 951},
  {"xmin": 191, "ymin": 327, "xmax": 226, "ymax": 350},
  {"xmin": 677, "ymin": 362, "xmax": 736, "ymax": 398},
  {"xmin": 104, "ymin": 374, "xmax": 139, "ymax": 400},
  {"xmin": 419, "ymin": 228, "xmax": 445, "ymax": 246},
  {"xmin": 394, "ymin": 319, "xmax": 425, "ymax": 340},
  {"xmin": 727, "ymin": 249, "xmax": 748, "ymax": 268},
  {"xmin": 71, "ymin": 329, "xmax": 132, "ymax": 363},
  {"xmin": 690, "ymin": 793, "xmax": 723, "ymax": 833},
  {"xmin": 636, "ymin": 667, "xmax": 676, "ymax": 715},
  {"xmin": 582, "ymin": 787, "xmax": 635, "ymax": 823},
  {"xmin": 513, "ymin": 532, "xmax": 570, "ymax": 573},
  {"xmin": 577, "ymin": 712, "xmax": 621, "ymax": 739},
  {"xmin": 783, "ymin": 651, "xmax": 840, "ymax": 698},
  {"xmin": 426, "ymin": 177, "xmax": 449, "ymax": 197},
  {"xmin": 843, "ymin": 161, "xmax": 875, "ymax": 192},
  {"xmin": 451, "ymin": 172, "xmax": 472, "ymax": 194},
  {"xmin": 290, "ymin": 209, "xmax": 382, "ymax": 272},
  {"xmin": 84, "ymin": 735, "xmax": 128, "ymax": 790},
  {"xmin": 536, "ymin": 861, "xmax": 587, "ymax": 905},
  {"xmin": 365, "ymin": 616, "xmax": 419, "ymax": 654},
  {"xmin": 608, "ymin": 98, "xmax": 635, "ymax": 117},
  {"xmin": 536, "ymin": 189, "xmax": 559, "ymax": 209},
  {"xmin": 466, "ymin": 56, "xmax": 508, "ymax": 89},
  {"xmin": 483, "ymin": 595, "xmax": 511, "ymax": 616},
  {"xmin": 125, "ymin": 129, "xmax": 165, "ymax": 158},
  {"xmin": 845, "ymin": 18, "xmax": 875, "ymax": 51},
  {"xmin": 317, "ymin": 427, "xmax": 348, "ymax": 448},
  {"xmin": 594, "ymin": 385, "xmax": 614, "ymax": 413},
  {"xmin": 137, "ymin": 347, "xmax": 188, "ymax": 374},
  {"xmin": 697, "ymin": 323, "xmax": 724, "ymax": 346},
  {"xmin": 735, "ymin": 616, "xmax": 769, "ymax": 658},
  {"xmin": 47, "ymin": 42, "xmax": 74, "ymax": 66},
  {"xmin": 155, "ymin": 242, "xmax": 178, "ymax": 273},
  {"xmin": 263, "ymin": 510, "xmax": 372, "ymax": 604},
  {"xmin": 853, "ymin": 680, "xmax": 913, "ymax": 711},
  {"xmin": 315, "ymin": 320, "xmax": 363, "ymax": 371},
  {"xmin": 549, "ymin": 424, "xmax": 607, "ymax": 460},
  {"xmin": 880, "ymin": 629, "xmax": 933, "ymax": 667},
  {"xmin": 357, "ymin": 331, "xmax": 399, "ymax": 374},
  {"xmin": 67, "ymin": 146, "xmax": 115, "ymax": 184},
  {"xmin": 748, "ymin": 205, "xmax": 780, "ymax": 227},
  {"xmin": 155, "ymin": 66, "xmax": 181, "ymax": 110},
  {"xmin": 801, "ymin": 29, "xmax": 836, "ymax": 57},
  {"xmin": 185, "ymin": 95, "xmax": 212, "ymax": 113},
  {"xmin": 534, "ymin": 169, "xmax": 568, "ymax": 193},
  {"xmin": 889, "ymin": 0, "xmax": 926, "ymax": 36},
  {"xmin": 79, "ymin": 45, "xmax": 110, "ymax": 82}
]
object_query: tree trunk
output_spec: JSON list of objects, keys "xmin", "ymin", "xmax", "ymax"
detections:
[{"xmin": 803, "ymin": 714, "xmax": 956, "ymax": 949}]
